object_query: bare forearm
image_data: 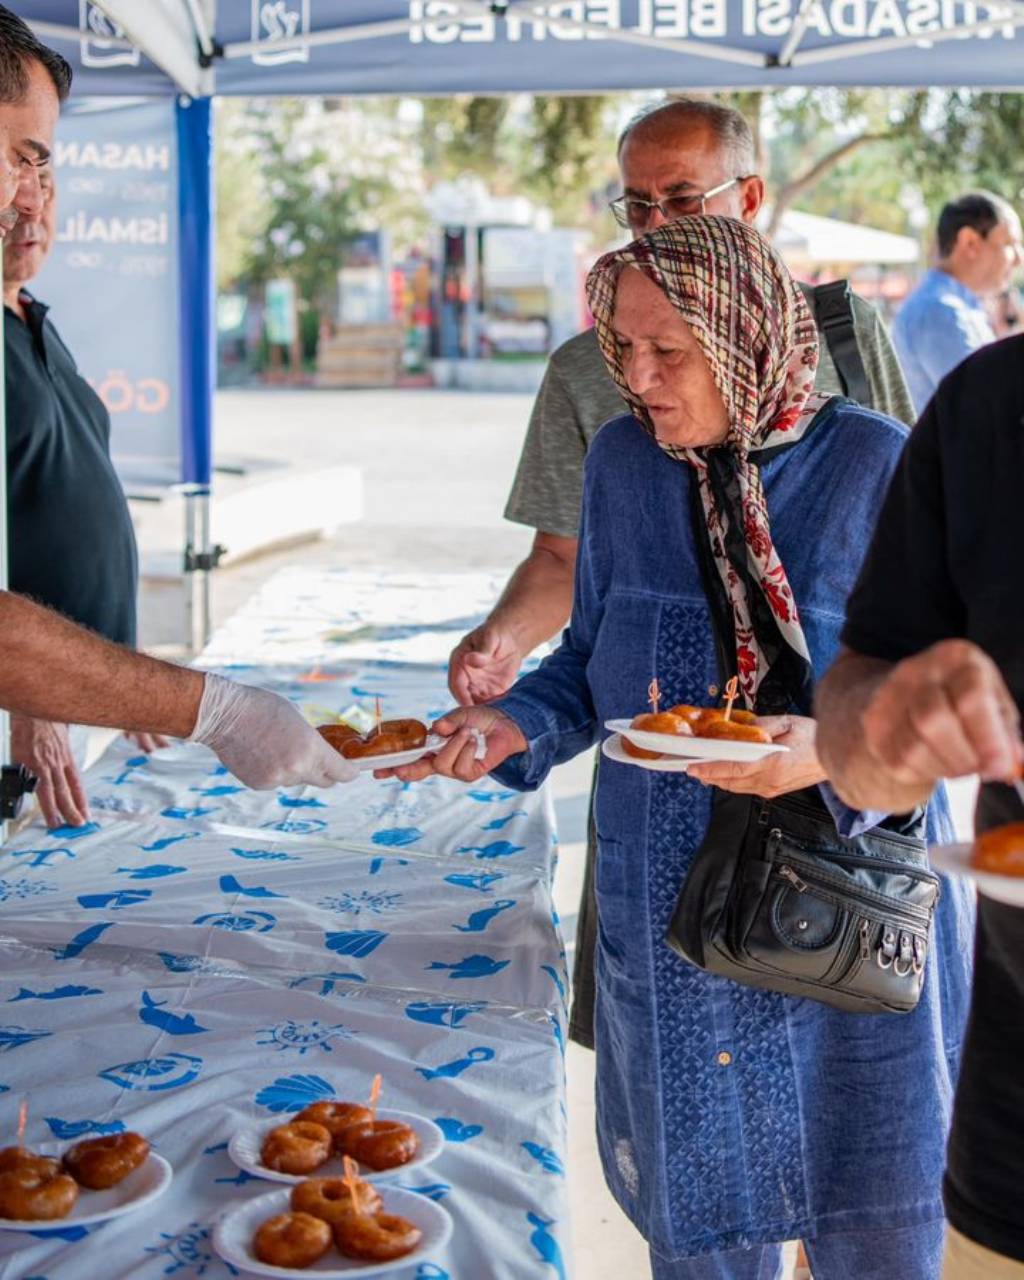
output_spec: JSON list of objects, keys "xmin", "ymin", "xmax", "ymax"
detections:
[
  {"xmin": 1, "ymin": 593, "xmax": 203, "ymax": 738},
  {"xmin": 489, "ymin": 538, "xmax": 576, "ymax": 653},
  {"xmin": 815, "ymin": 650, "xmax": 933, "ymax": 812}
]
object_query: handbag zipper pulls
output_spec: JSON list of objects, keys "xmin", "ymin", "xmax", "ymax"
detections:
[
  {"xmin": 859, "ymin": 918, "xmax": 871, "ymax": 960},
  {"xmin": 778, "ymin": 864, "xmax": 807, "ymax": 892}
]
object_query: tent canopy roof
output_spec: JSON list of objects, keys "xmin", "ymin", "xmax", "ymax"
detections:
[{"xmin": 23, "ymin": 0, "xmax": 1024, "ymax": 98}]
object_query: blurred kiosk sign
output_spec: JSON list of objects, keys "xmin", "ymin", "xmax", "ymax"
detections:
[
  {"xmin": 265, "ymin": 279, "xmax": 298, "ymax": 345},
  {"xmin": 34, "ymin": 98, "xmax": 180, "ymax": 488}
]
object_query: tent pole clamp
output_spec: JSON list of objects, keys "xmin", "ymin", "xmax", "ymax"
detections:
[{"xmin": 183, "ymin": 543, "xmax": 226, "ymax": 573}]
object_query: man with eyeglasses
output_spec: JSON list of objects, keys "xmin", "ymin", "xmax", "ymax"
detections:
[{"xmin": 447, "ymin": 95, "xmax": 914, "ymax": 1053}]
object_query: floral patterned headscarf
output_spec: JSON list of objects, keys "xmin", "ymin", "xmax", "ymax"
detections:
[{"xmin": 586, "ymin": 214, "xmax": 827, "ymax": 713}]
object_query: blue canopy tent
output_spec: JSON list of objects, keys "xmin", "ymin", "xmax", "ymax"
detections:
[{"xmin": 10, "ymin": 0, "xmax": 1024, "ymax": 645}]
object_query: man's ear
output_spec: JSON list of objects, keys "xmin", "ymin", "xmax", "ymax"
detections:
[
  {"xmin": 739, "ymin": 175, "xmax": 766, "ymax": 225},
  {"xmin": 955, "ymin": 225, "xmax": 983, "ymax": 258}
]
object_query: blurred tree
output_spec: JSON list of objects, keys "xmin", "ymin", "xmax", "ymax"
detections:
[
  {"xmin": 899, "ymin": 91, "xmax": 1024, "ymax": 209},
  {"xmin": 214, "ymin": 100, "xmax": 270, "ymax": 290}
]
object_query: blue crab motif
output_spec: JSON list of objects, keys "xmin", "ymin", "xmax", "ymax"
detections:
[
  {"xmin": 255, "ymin": 1019, "xmax": 354, "ymax": 1056},
  {"xmin": 145, "ymin": 1221, "xmax": 239, "ymax": 1275}
]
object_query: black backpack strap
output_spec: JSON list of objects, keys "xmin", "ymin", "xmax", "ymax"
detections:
[{"xmin": 803, "ymin": 279, "xmax": 872, "ymax": 409}]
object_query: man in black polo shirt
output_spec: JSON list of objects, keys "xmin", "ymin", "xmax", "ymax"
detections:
[{"xmin": 817, "ymin": 335, "xmax": 1024, "ymax": 1277}]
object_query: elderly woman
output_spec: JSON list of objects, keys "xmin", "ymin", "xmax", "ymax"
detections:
[{"xmin": 386, "ymin": 217, "xmax": 973, "ymax": 1277}]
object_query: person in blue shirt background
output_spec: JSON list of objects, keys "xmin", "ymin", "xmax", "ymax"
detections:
[{"xmin": 893, "ymin": 191, "xmax": 1022, "ymax": 414}]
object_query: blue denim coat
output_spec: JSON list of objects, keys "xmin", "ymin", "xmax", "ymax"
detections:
[{"xmin": 493, "ymin": 404, "xmax": 975, "ymax": 1260}]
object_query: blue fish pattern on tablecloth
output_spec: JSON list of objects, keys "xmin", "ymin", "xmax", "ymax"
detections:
[
  {"xmin": 481, "ymin": 811, "xmax": 528, "ymax": 830},
  {"xmin": 9, "ymin": 985, "xmax": 102, "ymax": 1002},
  {"xmin": 444, "ymin": 872, "xmax": 504, "ymax": 893},
  {"xmin": 466, "ymin": 790, "xmax": 517, "ymax": 805},
  {"xmin": 255, "ymin": 1073, "xmax": 334, "ymax": 1113},
  {"xmin": 139, "ymin": 992, "xmax": 209, "ymax": 1036},
  {"xmin": 218, "ymin": 874, "xmax": 286, "ymax": 899},
  {"xmin": 522, "ymin": 1141, "xmax": 565, "ymax": 1176},
  {"xmin": 116, "ymin": 864, "xmax": 186, "ymax": 880},
  {"xmin": 231, "ymin": 847, "xmax": 299, "ymax": 862},
  {"xmin": 53, "ymin": 922, "xmax": 113, "ymax": 960},
  {"xmin": 371, "ymin": 827, "xmax": 422, "ymax": 848},
  {"xmin": 405, "ymin": 1001, "xmax": 485, "ymax": 1029},
  {"xmin": 277, "ymin": 795, "xmax": 326, "ymax": 809},
  {"xmin": 0, "ymin": 1025, "xmax": 52, "ymax": 1052},
  {"xmin": 324, "ymin": 929, "xmax": 387, "ymax": 957},
  {"xmin": 453, "ymin": 899, "xmax": 516, "ymax": 933},
  {"xmin": 527, "ymin": 1213, "xmax": 567, "ymax": 1279},
  {"xmin": 415, "ymin": 1047, "xmax": 495, "ymax": 1081},
  {"xmin": 140, "ymin": 832, "xmax": 201, "ymax": 853},
  {"xmin": 99, "ymin": 1052, "xmax": 202, "ymax": 1092},
  {"xmin": 456, "ymin": 841, "xmax": 524, "ymax": 860},
  {"xmin": 425, "ymin": 955, "xmax": 510, "ymax": 980},
  {"xmin": 46, "ymin": 1117, "xmax": 125, "ymax": 1139},
  {"xmin": 434, "ymin": 1117, "xmax": 483, "ymax": 1143},
  {"xmin": 161, "ymin": 806, "xmax": 217, "ymax": 820}
]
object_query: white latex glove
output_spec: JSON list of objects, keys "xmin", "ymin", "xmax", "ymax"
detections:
[{"xmin": 188, "ymin": 673, "xmax": 359, "ymax": 790}]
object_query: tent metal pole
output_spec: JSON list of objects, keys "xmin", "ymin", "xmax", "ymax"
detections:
[
  {"xmin": 222, "ymin": 16, "xmax": 421, "ymax": 59},
  {"xmin": 184, "ymin": 488, "xmax": 213, "ymax": 654},
  {"xmin": 791, "ymin": 5, "xmax": 1024, "ymax": 65},
  {"xmin": 777, "ymin": 0, "xmax": 820, "ymax": 66},
  {"xmin": 183, "ymin": 0, "xmax": 215, "ymax": 60},
  {"xmin": 26, "ymin": 19, "xmax": 131, "ymax": 48}
]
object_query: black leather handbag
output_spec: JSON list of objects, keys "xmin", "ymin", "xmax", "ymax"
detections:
[{"xmin": 665, "ymin": 785, "xmax": 940, "ymax": 1014}]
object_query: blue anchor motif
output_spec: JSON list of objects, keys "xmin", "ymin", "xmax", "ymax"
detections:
[
  {"xmin": 480, "ymin": 811, "xmax": 528, "ymax": 830},
  {"xmin": 522, "ymin": 1141, "xmax": 565, "ymax": 1176},
  {"xmin": 53, "ymin": 921, "xmax": 113, "ymax": 960},
  {"xmin": 139, "ymin": 992, "xmax": 209, "ymax": 1036},
  {"xmin": 541, "ymin": 965, "xmax": 567, "ymax": 999},
  {"xmin": 433, "ymin": 1117, "xmax": 483, "ymax": 1143},
  {"xmin": 193, "ymin": 911, "xmax": 276, "ymax": 933},
  {"xmin": 116, "ymin": 864, "xmax": 186, "ymax": 880},
  {"xmin": 289, "ymin": 972, "xmax": 366, "ymax": 994},
  {"xmin": 78, "ymin": 889, "xmax": 151, "ymax": 911},
  {"xmin": 444, "ymin": 871, "xmax": 505, "ymax": 893},
  {"xmin": 405, "ymin": 1001, "xmax": 485, "ymax": 1029},
  {"xmin": 231, "ymin": 847, "xmax": 299, "ymax": 862},
  {"xmin": 324, "ymin": 929, "xmax": 387, "ymax": 957},
  {"xmin": 277, "ymin": 795, "xmax": 327, "ymax": 809},
  {"xmin": 0, "ymin": 1026, "xmax": 52, "ymax": 1053},
  {"xmin": 425, "ymin": 954, "xmax": 510, "ymax": 980},
  {"xmin": 414, "ymin": 1047, "xmax": 495, "ymax": 1081},
  {"xmin": 46, "ymin": 1117, "xmax": 125, "ymax": 1139},
  {"xmin": 371, "ymin": 827, "xmax": 422, "ymax": 848},
  {"xmin": 369, "ymin": 856, "xmax": 410, "ymax": 876},
  {"xmin": 527, "ymin": 1212, "xmax": 567, "ymax": 1279},
  {"xmin": 218, "ymin": 874, "xmax": 286, "ymax": 899},
  {"xmin": 10, "ymin": 846, "xmax": 75, "ymax": 869},
  {"xmin": 255, "ymin": 1073, "xmax": 334, "ymax": 1114},
  {"xmin": 456, "ymin": 841, "xmax": 525, "ymax": 860},
  {"xmin": 9, "ymin": 984, "xmax": 102, "ymax": 1002},
  {"xmin": 161, "ymin": 805, "xmax": 217, "ymax": 820},
  {"xmin": 47, "ymin": 822, "xmax": 100, "ymax": 840},
  {"xmin": 99, "ymin": 1052, "xmax": 202, "ymax": 1092},
  {"xmin": 466, "ymin": 790, "xmax": 517, "ymax": 805},
  {"xmin": 140, "ymin": 831, "xmax": 201, "ymax": 853},
  {"xmin": 452, "ymin": 899, "xmax": 516, "ymax": 933}
]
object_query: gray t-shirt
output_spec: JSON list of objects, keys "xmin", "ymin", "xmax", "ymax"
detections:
[{"xmin": 504, "ymin": 290, "xmax": 914, "ymax": 537}]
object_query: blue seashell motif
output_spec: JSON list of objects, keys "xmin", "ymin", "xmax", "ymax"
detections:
[
  {"xmin": 193, "ymin": 911, "xmax": 276, "ymax": 933},
  {"xmin": 255, "ymin": 1073, "xmax": 335, "ymax": 1114},
  {"xmin": 433, "ymin": 1117, "xmax": 483, "ymax": 1143},
  {"xmin": 371, "ymin": 827, "xmax": 422, "ymax": 848},
  {"xmin": 444, "ymin": 871, "xmax": 505, "ymax": 893},
  {"xmin": 0, "ymin": 1025, "xmax": 52, "ymax": 1053},
  {"xmin": 99, "ymin": 1052, "xmax": 202, "ymax": 1092},
  {"xmin": 425, "ymin": 954, "xmax": 510, "ymax": 980},
  {"xmin": 46, "ymin": 822, "xmax": 100, "ymax": 841},
  {"xmin": 455, "ymin": 841, "xmax": 525, "ymax": 860},
  {"xmin": 9, "ymin": 984, "xmax": 102, "ymax": 1002},
  {"xmin": 139, "ymin": 992, "xmax": 209, "ymax": 1036},
  {"xmin": 231, "ymin": 847, "xmax": 299, "ymax": 862},
  {"xmin": 324, "ymin": 929, "xmax": 387, "ymax": 957},
  {"xmin": 218, "ymin": 874, "xmax": 285, "ymax": 899},
  {"xmin": 46, "ymin": 1117, "xmax": 125, "ymax": 1140},
  {"xmin": 405, "ymin": 1001, "xmax": 485, "ymax": 1029},
  {"xmin": 522, "ymin": 1141, "xmax": 565, "ymax": 1176},
  {"xmin": 158, "ymin": 952, "xmax": 206, "ymax": 973},
  {"xmin": 115, "ymin": 864, "xmax": 186, "ymax": 880}
]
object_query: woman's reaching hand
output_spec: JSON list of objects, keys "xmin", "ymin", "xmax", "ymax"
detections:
[{"xmin": 374, "ymin": 705, "xmax": 528, "ymax": 784}]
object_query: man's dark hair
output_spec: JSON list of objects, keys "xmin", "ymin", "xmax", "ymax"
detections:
[
  {"xmin": 617, "ymin": 97, "xmax": 757, "ymax": 177},
  {"xmin": 0, "ymin": 4, "xmax": 72, "ymax": 104},
  {"xmin": 937, "ymin": 191, "xmax": 1014, "ymax": 258}
]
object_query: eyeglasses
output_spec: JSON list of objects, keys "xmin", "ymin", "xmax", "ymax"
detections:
[{"xmin": 609, "ymin": 177, "xmax": 745, "ymax": 231}]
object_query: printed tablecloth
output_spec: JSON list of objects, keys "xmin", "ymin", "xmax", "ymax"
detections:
[{"xmin": 0, "ymin": 570, "xmax": 569, "ymax": 1280}]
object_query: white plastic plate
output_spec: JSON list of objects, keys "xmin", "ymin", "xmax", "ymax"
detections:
[
  {"xmin": 929, "ymin": 842, "xmax": 1024, "ymax": 907},
  {"xmin": 604, "ymin": 719, "xmax": 789, "ymax": 763},
  {"xmin": 213, "ymin": 1184, "xmax": 452, "ymax": 1277},
  {"xmin": 229, "ymin": 1111, "xmax": 444, "ymax": 1185},
  {"xmin": 602, "ymin": 734, "xmax": 712, "ymax": 773},
  {"xmin": 0, "ymin": 1147, "xmax": 172, "ymax": 1231}
]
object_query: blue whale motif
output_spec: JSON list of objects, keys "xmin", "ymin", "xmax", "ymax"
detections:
[
  {"xmin": 116, "ymin": 864, "xmax": 186, "ymax": 880},
  {"xmin": 425, "ymin": 954, "xmax": 510, "ymax": 980},
  {"xmin": 158, "ymin": 952, "xmax": 205, "ymax": 973},
  {"xmin": 480, "ymin": 811, "xmax": 528, "ymax": 830},
  {"xmin": 139, "ymin": 991, "xmax": 209, "ymax": 1036},
  {"xmin": 528, "ymin": 1213, "xmax": 567, "ymax": 1279},
  {"xmin": 456, "ymin": 841, "xmax": 525, "ymax": 860},
  {"xmin": 47, "ymin": 822, "xmax": 100, "ymax": 841},
  {"xmin": 466, "ymin": 790, "xmax": 517, "ymax": 805},
  {"xmin": 277, "ymin": 795, "xmax": 327, "ymax": 809},
  {"xmin": 231, "ymin": 847, "xmax": 299, "ymax": 862},
  {"xmin": 28, "ymin": 1224, "xmax": 90, "ymax": 1241},
  {"xmin": 371, "ymin": 827, "xmax": 422, "ymax": 848},
  {"xmin": 415, "ymin": 1046, "xmax": 495, "ymax": 1081},
  {"xmin": 53, "ymin": 921, "xmax": 113, "ymax": 960},
  {"xmin": 405, "ymin": 1000, "xmax": 485, "ymax": 1029},
  {"xmin": 522, "ymin": 1141, "xmax": 565, "ymax": 1176},
  {"xmin": 453, "ymin": 899, "xmax": 516, "ymax": 934},
  {"xmin": 77, "ymin": 889, "xmax": 151, "ymax": 910},
  {"xmin": 434, "ymin": 1117, "xmax": 483, "ymax": 1143},
  {"xmin": 0, "ymin": 1025, "xmax": 52, "ymax": 1053},
  {"xmin": 444, "ymin": 871, "xmax": 504, "ymax": 893},
  {"xmin": 99, "ymin": 1052, "xmax": 202, "ymax": 1092},
  {"xmin": 160, "ymin": 806, "xmax": 216, "ymax": 820},
  {"xmin": 140, "ymin": 831, "xmax": 201, "ymax": 852},
  {"xmin": 255, "ymin": 1073, "xmax": 334, "ymax": 1114},
  {"xmin": 46, "ymin": 1117, "xmax": 125, "ymax": 1140},
  {"xmin": 218, "ymin": 873, "xmax": 286, "ymax": 899},
  {"xmin": 325, "ymin": 929, "xmax": 387, "ymax": 957},
  {"xmin": 10, "ymin": 984, "xmax": 102, "ymax": 1002}
]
